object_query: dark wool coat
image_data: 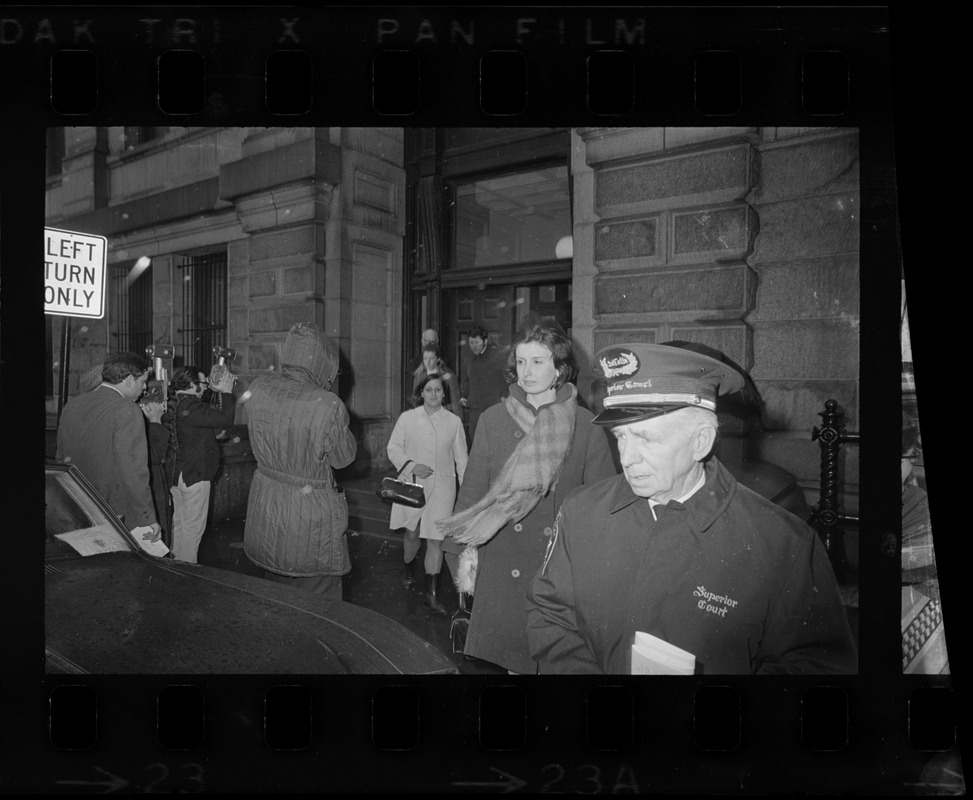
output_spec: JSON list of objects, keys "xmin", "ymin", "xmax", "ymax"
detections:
[
  {"xmin": 146, "ymin": 420, "xmax": 172, "ymax": 537},
  {"xmin": 454, "ymin": 383, "xmax": 616, "ymax": 674},
  {"xmin": 460, "ymin": 343, "xmax": 509, "ymax": 439},
  {"xmin": 243, "ymin": 324, "xmax": 357, "ymax": 577},
  {"xmin": 169, "ymin": 393, "xmax": 236, "ymax": 487},
  {"xmin": 56, "ymin": 384, "xmax": 157, "ymax": 531},
  {"xmin": 526, "ymin": 458, "xmax": 858, "ymax": 675}
]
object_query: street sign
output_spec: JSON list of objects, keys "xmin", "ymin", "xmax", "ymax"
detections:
[{"xmin": 44, "ymin": 227, "xmax": 108, "ymax": 319}]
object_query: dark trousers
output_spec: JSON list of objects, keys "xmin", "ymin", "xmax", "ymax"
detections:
[{"xmin": 264, "ymin": 571, "xmax": 343, "ymax": 600}]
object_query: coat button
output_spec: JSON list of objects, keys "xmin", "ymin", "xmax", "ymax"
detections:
[
  {"xmin": 511, "ymin": 569, "xmax": 521, "ymax": 578},
  {"xmin": 515, "ymin": 430, "xmax": 524, "ymax": 438},
  {"xmin": 513, "ymin": 523, "xmax": 523, "ymax": 532},
  {"xmin": 543, "ymin": 527, "xmax": 553, "ymax": 537}
]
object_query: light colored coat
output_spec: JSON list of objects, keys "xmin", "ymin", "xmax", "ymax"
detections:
[{"xmin": 387, "ymin": 406, "xmax": 468, "ymax": 538}]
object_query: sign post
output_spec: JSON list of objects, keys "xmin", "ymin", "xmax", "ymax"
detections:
[{"xmin": 45, "ymin": 228, "xmax": 108, "ymax": 421}]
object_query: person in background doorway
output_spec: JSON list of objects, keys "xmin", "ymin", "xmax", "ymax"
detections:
[
  {"xmin": 407, "ymin": 328, "xmax": 440, "ymax": 374},
  {"xmin": 387, "ymin": 374, "xmax": 469, "ymax": 614},
  {"xmin": 459, "ymin": 325, "xmax": 508, "ymax": 443},
  {"xmin": 412, "ymin": 342, "xmax": 461, "ymax": 415}
]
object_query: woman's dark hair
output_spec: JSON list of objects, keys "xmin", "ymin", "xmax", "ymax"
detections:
[
  {"xmin": 170, "ymin": 365, "xmax": 204, "ymax": 394},
  {"xmin": 412, "ymin": 373, "xmax": 449, "ymax": 408},
  {"xmin": 505, "ymin": 314, "xmax": 576, "ymax": 389}
]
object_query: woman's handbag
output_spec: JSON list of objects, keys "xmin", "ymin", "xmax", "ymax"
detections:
[{"xmin": 377, "ymin": 460, "xmax": 426, "ymax": 508}]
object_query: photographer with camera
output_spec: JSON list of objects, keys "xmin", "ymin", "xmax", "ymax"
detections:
[{"xmin": 165, "ymin": 363, "xmax": 237, "ymax": 563}]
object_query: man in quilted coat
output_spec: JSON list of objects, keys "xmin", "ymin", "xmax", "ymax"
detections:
[{"xmin": 243, "ymin": 322, "xmax": 357, "ymax": 599}]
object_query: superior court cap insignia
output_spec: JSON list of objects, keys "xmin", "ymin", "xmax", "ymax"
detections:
[{"xmin": 591, "ymin": 341, "xmax": 746, "ymax": 425}]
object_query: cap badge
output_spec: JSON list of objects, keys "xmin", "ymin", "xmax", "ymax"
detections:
[{"xmin": 599, "ymin": 349, "xmax": 640, "ymax": 379}]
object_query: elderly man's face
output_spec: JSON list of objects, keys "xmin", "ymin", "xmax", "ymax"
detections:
[
  {"xmin": 611, "ymin": 412, "xmax": 701, "ymax": 503},
  {"xmin": 421, "ymin": 329, "xmax": 438, "ymax": 346}
]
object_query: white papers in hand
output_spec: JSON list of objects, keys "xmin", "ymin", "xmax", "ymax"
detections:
[
  {"xmin": 631, "ymin": 631, "xmax": 696, "ymax": 675},
  {"xmin": 131, "ymin": 526, "xmax": 170, "ymax": 557}
]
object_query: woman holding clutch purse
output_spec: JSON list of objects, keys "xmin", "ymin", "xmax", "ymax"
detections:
[{"xmin": 387, "ymin": 374, "xmax": 469, "ymax": 615}]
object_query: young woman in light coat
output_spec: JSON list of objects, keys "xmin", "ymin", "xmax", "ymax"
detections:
[{"xmin": 387, "ymin": 375, "xmax": 469, "ymax": 614}]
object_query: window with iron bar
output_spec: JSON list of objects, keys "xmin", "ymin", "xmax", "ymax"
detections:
[
  {"xmin": 177, "ymin": 251, "xmax": 228, "ymax": 369},
  {"xmin": 110, "ymin": 262, "xmax": 153, "ymax": 357}
]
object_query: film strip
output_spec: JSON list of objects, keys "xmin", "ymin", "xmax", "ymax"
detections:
[{"xmin": 1, "ymin": 4, "xmax": 964, "ymax": 794}]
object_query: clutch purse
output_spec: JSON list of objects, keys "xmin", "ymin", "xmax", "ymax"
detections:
[{"xmin": 377, "ymin": 460, "xmax": 426, "ymax": 508}]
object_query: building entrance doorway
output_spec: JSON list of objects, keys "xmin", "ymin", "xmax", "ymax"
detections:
[{"xmin": 443, "ymin": 279, "xmax": 572, "ymax": 436}]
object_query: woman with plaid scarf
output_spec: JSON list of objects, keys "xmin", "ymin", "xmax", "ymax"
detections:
[{"xmin": 438, "ymin": 316, "xmax": 616, "ymax": 674}]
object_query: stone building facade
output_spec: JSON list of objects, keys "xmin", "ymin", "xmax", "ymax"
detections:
[{"xmin": 45, "ymin": 125, "xmax": 859, "ymax": 521}]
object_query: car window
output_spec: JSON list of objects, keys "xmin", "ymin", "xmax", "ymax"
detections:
[{"xmin": 45, "ymin": 469, "xmax": 134, "ymax": 559}]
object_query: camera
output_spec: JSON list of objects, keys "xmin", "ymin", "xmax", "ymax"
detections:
[
  {"xmin": 143, "ymin": 344, "xmax": 174, "ymax": 405},
  {"xmin": 142, "ymin": 383, "xmax": 166, "ymax": 404},
  {"xmin": 209, "ymin": 346, "xmax": 237, "ymax": 388}
]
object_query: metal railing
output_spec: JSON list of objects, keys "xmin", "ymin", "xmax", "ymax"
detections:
[{"xmin": 810, "ymin": 399, "xmax": 860, "ymax": 580}]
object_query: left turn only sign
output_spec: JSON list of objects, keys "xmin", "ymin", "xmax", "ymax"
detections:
[{"xmin": 44, "ymin": 227, "xmax": 108, "ymax": 319}]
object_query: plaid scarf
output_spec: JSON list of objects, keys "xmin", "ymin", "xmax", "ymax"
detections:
[{"xmin": 438, "ymin": 382, "xmax": 578, "ymax": 549}]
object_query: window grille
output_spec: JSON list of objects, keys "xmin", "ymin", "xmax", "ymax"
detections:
[
  {"xmin": 177, "ymin": 252, "xmax": 228, "ymax": 369},
  {"xmin": 110, "ymin": 262, "xmax": 153, "ymax": 356}
]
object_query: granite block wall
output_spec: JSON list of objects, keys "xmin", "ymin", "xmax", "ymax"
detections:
[{"xmin": 575, "ymin": 127, "xmax": 859, "ymax": 513}]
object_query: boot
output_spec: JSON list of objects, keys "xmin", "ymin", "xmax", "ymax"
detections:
[
  {"xmin": 424, "ymin": 572, "xmax": 448, "ymax": 616},
  {"xmin": 401, "ymin": 558, "xmax": 416, "ymax": 589}
]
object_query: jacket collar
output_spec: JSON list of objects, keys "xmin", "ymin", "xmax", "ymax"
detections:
[
  {"xmin": 507, "ymin": 381, "xmax": 574, "ymax": 416},
  {"xmin": 609, "ymin": 457, "xmax": 737, "ymax": 533}
]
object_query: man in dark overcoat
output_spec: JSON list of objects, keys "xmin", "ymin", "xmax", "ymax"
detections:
[
  {"xmin": 459, "ymin": 326, "xmax": 508, "ymax": 442},
  {"xmin": 56, "ymin": 352, "xmax": 161, "ymax": 543},
  {"xmin": 526, "ymin": 342, "xmax": 858, "ymax": 675}
]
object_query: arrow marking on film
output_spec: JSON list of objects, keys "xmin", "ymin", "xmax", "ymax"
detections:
[
  {"xmin": 453, "ymin": 767, "xmax": 528, "ymax": 792},
  {"xmin": 56, "ymin": 766, "xmax": 129, "ymax": 793}
]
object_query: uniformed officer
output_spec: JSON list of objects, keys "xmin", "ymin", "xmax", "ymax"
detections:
[{"xmin": 525, "ymin": 341, "xmax": 858, "ymax": 675}]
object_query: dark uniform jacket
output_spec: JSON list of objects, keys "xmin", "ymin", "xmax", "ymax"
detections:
[
  {"xmin": 455, "ymin": 384, "xmax": 616, "ymax": 674},
  {"xmin": 526, "ymin": 457, "xmax": 857, "ymax": 675},
  {"xmin": 169, "ymin": 393, "xmax": 236, "ymax": 487},
  {"xmin": 55, "ymin": 384, "xmax": 157, "ymax": 531}
]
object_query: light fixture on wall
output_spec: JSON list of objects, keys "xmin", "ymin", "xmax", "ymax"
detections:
[
  {"xmin": 125, "ymin": 255, "xmax": 152, "ymax": 288},
  {"xmin": 555, "ymin": 235, "xmax": 573, "ymax": 259}
]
